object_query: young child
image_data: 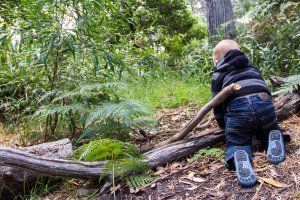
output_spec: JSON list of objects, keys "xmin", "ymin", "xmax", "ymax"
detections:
[{"xmin": 211, "ymin": 40, "xmax": 285, "ymax": 187}]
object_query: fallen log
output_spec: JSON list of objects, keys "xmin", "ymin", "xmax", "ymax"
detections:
[
  {"xmin": 275, "ymin": 91, "xmax": 300, "ymax": 120},
  {"xmin": 0, "ymin": 139, "xmax": 73, "ymax": 199},
  {"xmin": 269, "ymin": 76, "xmax": 287, "ymax": 87},
  {"xmin": 0, "ymin": 129, "xmax": 223, "ymax": 184},
  {"xmin": 141, "ymin": 83, "xmax": 240, "ymax": 152}
]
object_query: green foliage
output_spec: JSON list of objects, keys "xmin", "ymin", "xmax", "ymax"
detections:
[
  {"xmin": 236, "ymin": 0, "xmax": 300, "ymax": 77},
  {"xmin": 74, "ymin": 139, "xmax": 148, "ymax": 179},
  {"xmin": 0, "ymin": 0, "xmax": 207, "ymax": 142},
  {"xmin": 190, "ymin": 148, "xmax": 224, "ymax": 162},
  {"xmin": 126, "ymin": 175, "xmax": 156, "ymax": 188},
  {"xmin": 125, "ymin": 77, "xmax": 211, "ymax": 109},
  {"xmin": 33, "ymin": 82, "xmax": 155, "ymax": 141},
  {"xmin": 74, "ymin": 139, "xmax": 143, "ymax": 161},
  {"xmin": 278, "ymin": 75, "xmax": 300, "ymax": 95}
]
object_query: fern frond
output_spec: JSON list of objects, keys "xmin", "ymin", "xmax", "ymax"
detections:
[
  {"xmin": 190, "ymin": 148, "xmax": 224, "ymax": 162},
  {"xmin": 79, "ymin": 82, "xmax": 128, "ymax": 94},
  {"xmin": 85, "ymin": 100, "xmax": 153, "ymax": 127},
  {"xmin": 33, "ymin": 104, "xmax": 88, "ymax": 118},
  {"xmin": 51, "ymin": 82, "xmax": 127, "ymax": 102},
  {"xmin": 38, "ymin": 90, "xmax": 59, "ymax": 104},
  {"xmin": 118, "ymin": 158, "xmax": 148, "ymax": 176},
  {"xmin": 278, "ymin": 75, "xmax": 300, "ymax": 96},
  {"xmin": 74, "ymin": 139, "xmax": 142, "ymax": 161},
  {"xmin": 126, "ymin": 175, "xmax": 156, "ymax": 188}
]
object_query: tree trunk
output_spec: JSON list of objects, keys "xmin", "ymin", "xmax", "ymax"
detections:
[
  {"xmin": 0, "ymin": 139, "xmax": 73, "ymax": 199},
  {"xmin": 206, "ymin": 0, "xmax": 236, "ymax": 40}
]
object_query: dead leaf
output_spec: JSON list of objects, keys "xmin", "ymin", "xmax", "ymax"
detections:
[
  {"xmin": 151, "ymin": 183, "xmax": 156, "ymax": 188},
  {"xmin": 213, "ymin": 179, "xmax": 225, "ymax": 190},
  {"xmin": 270, "ymin": 168, "xmax": 278, "ymax": 177},
  {"xmin": 170, "ymin": 162, "xmax": 182, "ymax": 170},
  {"xmin": 187, "ymin": 185, "xmax": 198, "ymax": 191},
  {"xmin": 179, "ymin": 179, "xmax": 195, "ymax": 186},
  {"xmin": 110, "ymin": 184, "xmax": 121, "ymax": 193},
  {"xmin": 257, "ymin": 177, "xmax": 290, "ymax": 188},
  {"xmin": 184, "ymin": 172, "xmax": 206, "ymax": 183},
  {"xmin": 155, "ymin": 166, "xmax": 165, "ymax": 175},
  {"xmin": 129, "ymin": 187, "xmax": 140, "ymax": 194}
]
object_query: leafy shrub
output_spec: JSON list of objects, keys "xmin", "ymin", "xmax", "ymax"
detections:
[
  {"xmin": 33, "ymin": 82, "xmax": 155, "ymax": 141},
  {"xmin": 236, "ymin": 0, "xmax": 300, "ymax": 77}
]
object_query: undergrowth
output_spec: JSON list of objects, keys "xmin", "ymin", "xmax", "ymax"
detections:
[
  {"xmin": 125, "ymin": 78, "xmax": 211, "ymax": 109},
  {"xmin": 189, "ymin": 148, "xmax": 224, "ymax": 162}
]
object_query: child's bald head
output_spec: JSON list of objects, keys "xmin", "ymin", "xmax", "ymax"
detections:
[{"xmin": 213, "ymin": 39, "xmax": 240, "ymax": 65}]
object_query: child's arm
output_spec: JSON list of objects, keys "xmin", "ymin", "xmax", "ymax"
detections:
[{"xmin": 211, "ymin": 72, "xmax": 225, "ymax": 129}]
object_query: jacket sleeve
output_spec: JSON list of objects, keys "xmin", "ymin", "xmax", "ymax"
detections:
[{"xmin": 211, "ymin": 72, "xmax": 225, "ymax": 129}]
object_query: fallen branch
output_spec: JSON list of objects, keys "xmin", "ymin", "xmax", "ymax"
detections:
[
  {"xmin": 275, "ymin": 91, "xmax": 300, "ymax": 120},
  {"xmin": 0, "ymin": 139, "xmax": 73, "ymax": 199},
  {"xmin": 141, "ymin": 83, "xmax": 240, "ymax": 152},
  {"xmin": 0, "ymin": 129, "xmax": 224, "ymax": 181}
]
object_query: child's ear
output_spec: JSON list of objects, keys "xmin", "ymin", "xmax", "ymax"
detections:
[{"xmin": 214, "ymin": 59, "xmax": 218, "ymax": 64}]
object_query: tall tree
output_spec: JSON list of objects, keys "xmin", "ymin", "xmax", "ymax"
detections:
[{"xmin": 200, "ymin": 0, "xmax": 235, "ymax": 41}]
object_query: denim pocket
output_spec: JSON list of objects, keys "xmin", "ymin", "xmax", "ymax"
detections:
[{"xmin": 227, "ymin": 98, "xmax": 251, "ymax": 113}]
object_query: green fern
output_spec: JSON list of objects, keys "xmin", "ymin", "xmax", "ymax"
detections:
[
  {"xmin": 51, "ymin": 82, "xmax": 127, "ymax": 102},
  {"xmin": 190, "ymin": 148, "xmax": 224, "ymax": 162},
  {"xmin": 33, "ymin": 104, "xmax": 88, "ymax": 119},
  {"xmin": 278, "ymin": 75, "xmax": 300, "ymax": 96},
  {"xmin": 73, "ymin": 139, "xmax": 148, "ymax": 182},
  {"xmin": 126, "ymin": 175, "xmax": 156, "ymax": 188},
  {"xmin": 74, "ymin": 139, "xmax": 143, "ymax": 161},
  {"xmin": 85, "ymin": 100, "xmax": 153, "ymax": 127}
]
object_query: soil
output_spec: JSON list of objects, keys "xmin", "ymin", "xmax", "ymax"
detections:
[{"xmin": 1, "ymin": 104, "xmax": 300, "ymax": 200}]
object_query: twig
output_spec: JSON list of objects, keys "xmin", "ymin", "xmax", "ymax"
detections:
[{"xmin": 251, "ymin": 181, "xmax": 264, "ymax": 200}]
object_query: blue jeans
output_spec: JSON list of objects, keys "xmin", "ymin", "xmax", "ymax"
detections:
[{"xmin": 224, "ymin": 93, "xmax": 281, "ymax": 169}]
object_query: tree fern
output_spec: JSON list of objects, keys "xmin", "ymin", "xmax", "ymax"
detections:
[{"xmin": 278, "ymin": 75, "xmax": 300, "ymax": 96}]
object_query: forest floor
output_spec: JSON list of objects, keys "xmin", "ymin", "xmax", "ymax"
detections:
[{"xmin": 1, "ymin": 105, "xmax": 300, "ymax": 200}]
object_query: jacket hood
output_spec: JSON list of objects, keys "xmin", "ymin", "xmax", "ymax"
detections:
[{"xmin": 214, "ymin": 49, "xmax": 252, "ymax": 72}]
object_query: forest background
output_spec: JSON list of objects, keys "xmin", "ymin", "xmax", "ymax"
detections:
[{"xmin": 0, "ymin": 0, "xmax": 299, "ymax": 198}]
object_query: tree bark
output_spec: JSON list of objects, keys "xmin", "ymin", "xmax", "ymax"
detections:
[
  {"xmin": 141, "ymin": 83, "xmax": 240, "ymax": 152},
  {"xmin": 206, "ymin": 0, "xmax": 236, "ymax": 40},
  {"xmin": 0, "ymin": 139, "xmax": 73, "ymax": 199},
  {"xmin": 0, "ymin": 129, "xmax": 223, "ymax": 178},
  {"xmin": 275, "ymin": 91, "xmax": 300, "ymax": 120}
]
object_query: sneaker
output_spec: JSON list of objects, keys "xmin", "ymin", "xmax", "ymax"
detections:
[
  {"xmin": 234, "ymin": 150, "xmax": 257, "ymax": 187},
  {"xmin": 267, "ymin": 130, "xmax": 285, "ymax": 164}
]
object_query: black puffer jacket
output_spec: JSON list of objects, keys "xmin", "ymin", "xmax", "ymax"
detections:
[{"xmin": 211, "ymin": 49, "xmax": 271, "ymax": 128}]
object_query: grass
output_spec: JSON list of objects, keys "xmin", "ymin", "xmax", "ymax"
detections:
[{"xmin": 125, "ymin": 78, "xmax": 211, "ymax": 109}]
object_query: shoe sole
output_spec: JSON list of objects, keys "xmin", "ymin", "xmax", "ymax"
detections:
[
  {"xmin": 267, "ymin": 130, "xmax": 285, "ymax": 164},
  {"xmin": 234, "ymin": 150, "xmax": 256, "ymax": 187}
]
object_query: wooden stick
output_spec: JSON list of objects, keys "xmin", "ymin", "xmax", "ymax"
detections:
[{"xmin": 141, "ymin": 83, "xmax": 240, "ymax": 152}]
